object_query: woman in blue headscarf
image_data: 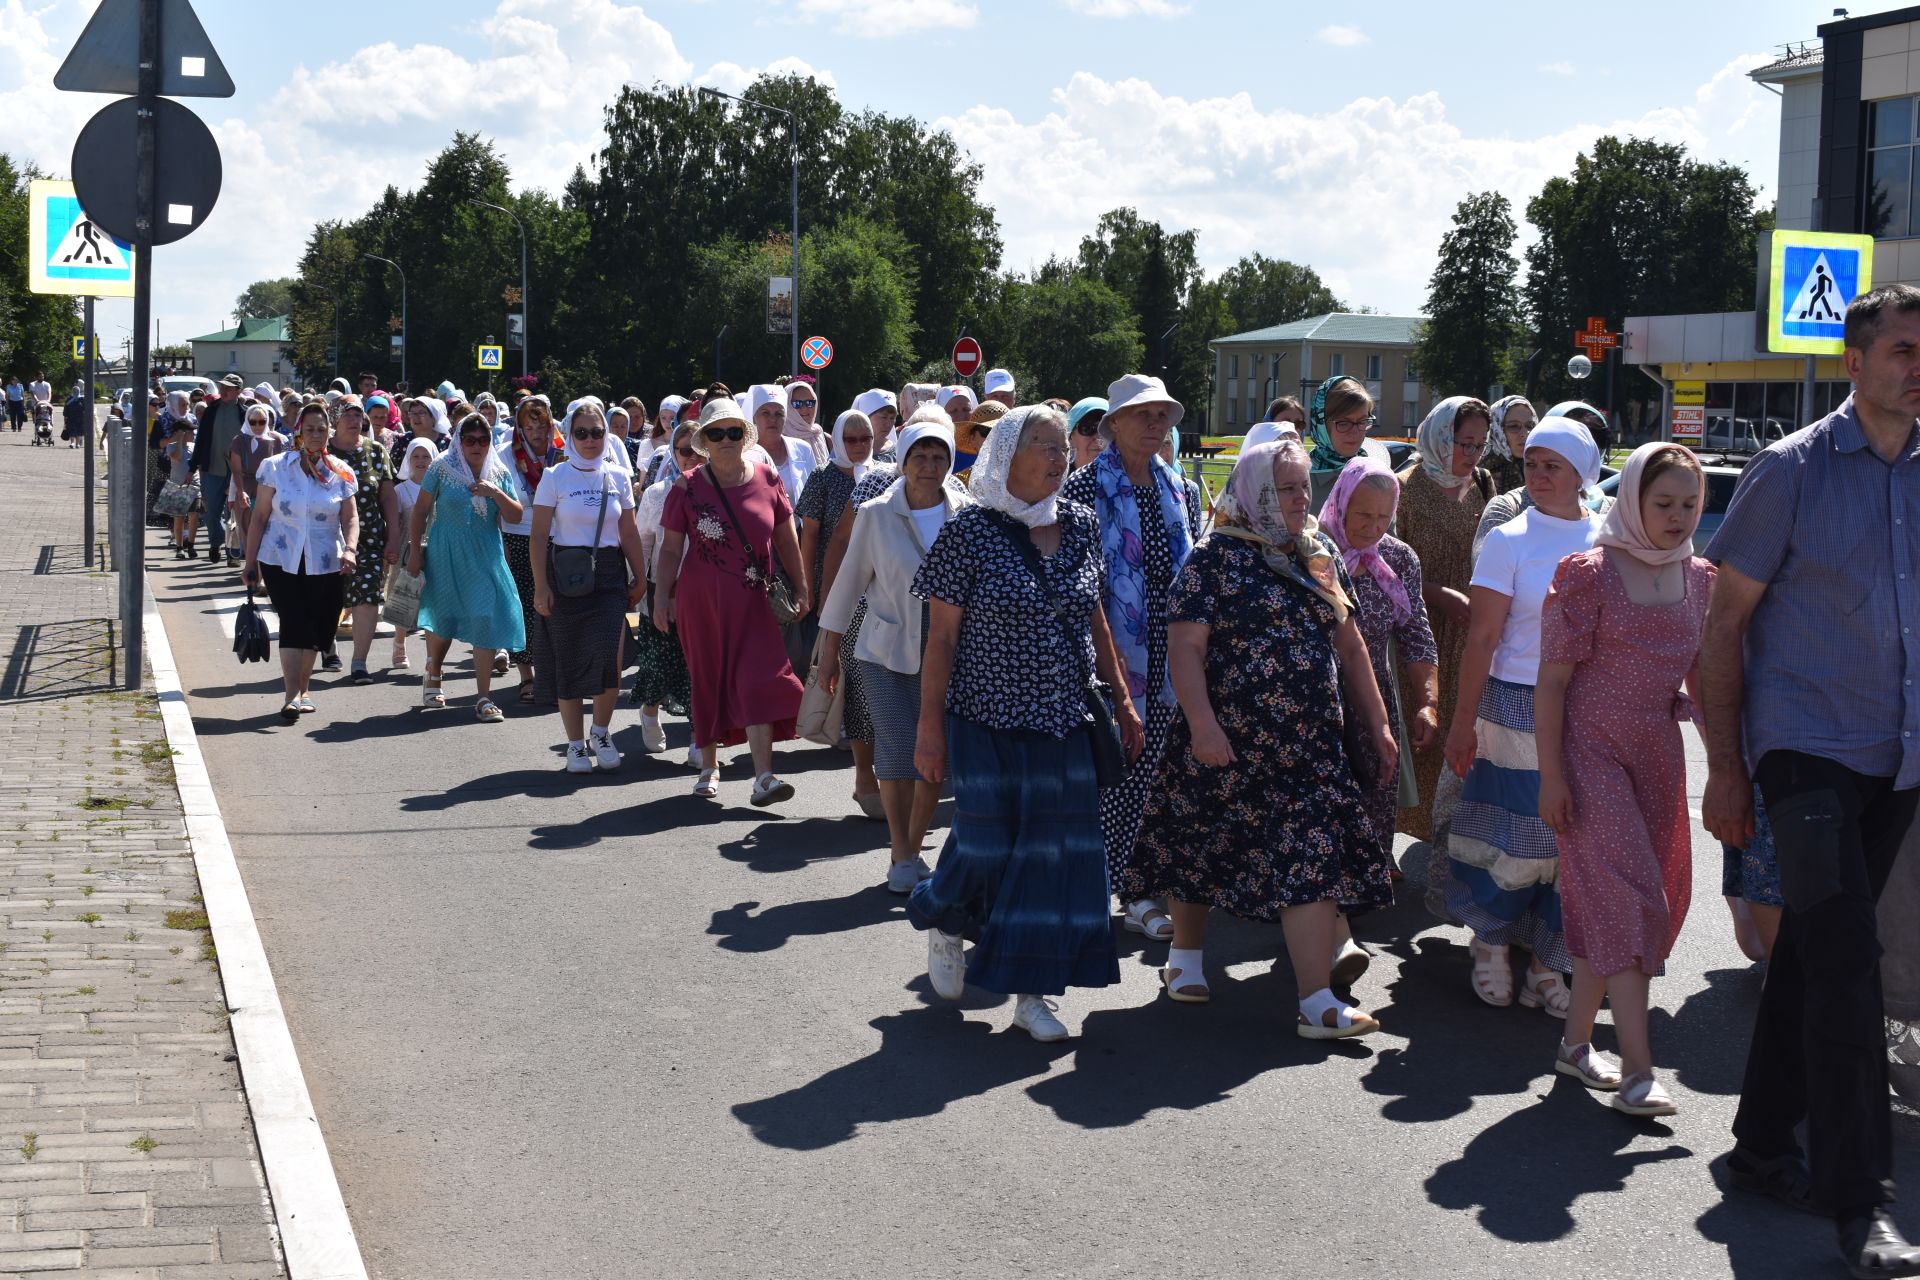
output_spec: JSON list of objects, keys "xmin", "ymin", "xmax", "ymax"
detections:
[
  {"xmin": 1060, "ymin": 374, "xmax": 1199, "ymax": 946},
  {"xmin": 1307, "ymin": 374, "xmax": 1396, "ymax": 512}
]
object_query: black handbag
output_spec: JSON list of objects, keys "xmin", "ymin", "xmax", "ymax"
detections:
[
  {"xmin": 987, "ymin": 512, "xmax": 1129, "ymax": 788},
  {"xmin": 233, "ymin": 589, "xmax": 272, "ymax": 664},
  {"xmin": 707, "ymin": 465, "xmax": 805, "ymax": 624},
  {"xmin": 549, "ymin": 467, "xmax": 612, "ymax": 598}
]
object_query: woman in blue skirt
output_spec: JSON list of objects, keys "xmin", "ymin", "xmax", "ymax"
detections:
[
  {"xmin": 1441, "ymin": 417, "xmax": 1604, "ymax": 1019},
  {"xmin": 908, "ymin": 404, "xmax": 1144, "ymax": 1042}
]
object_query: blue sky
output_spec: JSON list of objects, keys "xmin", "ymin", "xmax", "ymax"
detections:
[{"xmin": 1, "ymin": 0, "xmax": 1897, "ymax": 366}]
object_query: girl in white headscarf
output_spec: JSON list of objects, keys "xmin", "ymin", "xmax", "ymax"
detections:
[{"xmin": 389, "ymin": 437, "xmax": 438, "ymax": 670}]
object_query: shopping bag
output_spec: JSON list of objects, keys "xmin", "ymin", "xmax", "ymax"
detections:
[
  {"xmin": 381, "ymin": 565, "xmax": 424, "ymax": 630},
  {"xmin": 155, "ymin": 480, "xmax": 199, "ymax": 517},
  {"xmin": 796, "ymin": 633, "xmax": 844, "ymax": 746}
]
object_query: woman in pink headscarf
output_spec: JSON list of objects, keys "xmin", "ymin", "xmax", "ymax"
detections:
[
  {"xmin": 1534, "ymin": 442, "xmax": 1712, "ymax": 1118},
  {"xmin": 1320, "ymin": 456, "xmax": 1441, "ymax": 875}
]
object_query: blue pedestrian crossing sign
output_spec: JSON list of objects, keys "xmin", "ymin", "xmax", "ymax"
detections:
[
  {"xmin": 476, "ymin": 345, "xmax": 504, "ymax": 371},
  {"xmin": 27, "ymin": 180, "xmax": 136, "ymax": 298},
  {"xmin": 1767, "ymin": 230, "xmax": 1873, "ymax": 355},
  {"xmin": 72, "ymin": 336, "xmax": 89, "ymax": 360}
]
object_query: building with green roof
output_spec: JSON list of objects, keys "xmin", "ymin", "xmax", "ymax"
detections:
[
  {"xmin": 1207, "ymin": 312, "xmax": 1433, "ymax": 435},
  {"xmin": 187, "ymin": 315, "xmax": 292, "ymax": 391}
]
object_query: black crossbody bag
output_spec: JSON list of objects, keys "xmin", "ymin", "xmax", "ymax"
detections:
[
  {"xmin": 549, "ymin": 467, "xmax": 612, "ymax": 598},
  {"xmin": 986, "ymin": 511, "xmax": 1128, "ymax": 788}
]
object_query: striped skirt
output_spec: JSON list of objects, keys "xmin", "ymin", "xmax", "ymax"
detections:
[
  {"xmin": 906, "ymin": 715, "xmax": 1120, "ymax": 996},
  {"xmin": 1443, "ymin": 676, "xmax": 1570, "ymax": 972}
]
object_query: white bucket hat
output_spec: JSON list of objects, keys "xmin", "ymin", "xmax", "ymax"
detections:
[{"xmin": 1105, "ymin": 373, "xmax": 1184, "ymax": 429}]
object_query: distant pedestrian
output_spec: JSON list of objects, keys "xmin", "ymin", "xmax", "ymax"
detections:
[
  {"xmin": 1484, "ymin": 396, "xmax": 1535, "ymax": 494},
  {"xmin": 161, "ymin": 421, "xmax": 199, "ymax": 558},
  {"xmin": 793, "ymin": 410, "xmax": 874, "ymax": 677},
  {"xmin": 633, "ymin": 422, "xmax": 699, "ymax": 753},
  {"xmin": 1306, "ymin": 375, "xmax": 1393, "ymax": 512},
  {"xmin": 388, "ymin": 438, "xmax": 436, "ymax": 670},
  {"xmin": 187, "ymin": 374, "xmax": 250, "ymax": 564},
  {"xmin": 1535, "ymin": 442, "xmax": 1712, "ymax": 1117},
  {"xmin": 327, "ymin": 398, "xmax": 401, "ymax": 684},
  {"xmin": 1701, "ymin": 284, "xmax": 1920, "ymax": 1277},
  {"xmin": 226, "ymin": 404, "xmax": 287, "ymax": 563},
  {"xmin": 497, "ymin": 395, "xmax": 560, "ymax": 702},
  {"xmin": 4, "ymin": 376, "xmax": 22, "ymax": 433}
]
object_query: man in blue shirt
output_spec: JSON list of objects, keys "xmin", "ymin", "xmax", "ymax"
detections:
[{"xmin": 1703, "ymin": 283, "xmax": 1920, "ymax": 1279}]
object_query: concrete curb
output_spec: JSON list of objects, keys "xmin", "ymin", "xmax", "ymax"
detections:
[{"xmin": 143, "ymin": 582, "xmax": 370, "ymax": 1280}]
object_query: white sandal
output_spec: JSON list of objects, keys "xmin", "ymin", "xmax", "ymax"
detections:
[
  {"xmin": 1518, "ymin": 966, "xmax": 1572, "ymax": 1018},
  {"xmin": 1160, "ymin": 966, "xmax": 1210, "ymax": 1004},
  {"xmin": 1297, "ymin": 987, "xmax": 1378, "ymax": 1040},
  {"xmin": 1332, "ymin": 938, "xmax": 1371, "ymax": 987},
  {"xmin": 1470, "ymin": 939, "xmax": 1514, "ymax": 1007},
  {"xmin": 1613, "ymin": 1070, "xmax": 1677, "ymax": 1117},
  {"xmin": 692, "ymin": 769, "xmax": 718, "ymax": 798},
  {"xmin": 1555, "ymin": 1039, "xmax": 1623, "ymax": 1091},
  {"xmin": 1122, "ymin": 899, "xmax": 1174, "ymax": 942}
]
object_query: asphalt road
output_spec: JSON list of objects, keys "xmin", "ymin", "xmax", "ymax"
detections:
[{"xmin": 144, "ymin": 526, "xmax": 1918, "ymax": 1280}]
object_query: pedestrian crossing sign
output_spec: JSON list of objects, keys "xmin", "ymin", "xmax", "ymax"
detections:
[
  {"xmin": 477, "ymin": 345, "xmax": 504, "ymax": 371},
  {"xmin": 72, "ymin": 336, "xmax": 88, "ymax": 360},
  {"xmin": 1767, "ymin": 230, "xmax": 1873, "ymax": 355},
  {"xmin": 27, "ymin": 180, "xmax": 136, "ymax": 298}
]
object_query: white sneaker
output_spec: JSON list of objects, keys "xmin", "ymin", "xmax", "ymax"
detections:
[
  {"xmin": 750, "ymin": 773, "xmax": 795, "ymax": 807},
  {"xmin": 910, "ymin": 855, "xmax": 933, "ymax": 882},
  {"xmin": 684, "ymin": 743, "xmax": 704, "ymax": 771},
  {"xmin": 927, "ymin": 929, "xmax": 966, "ymax": 1000},
  {"xmin": 639, "ymin": 717, "xmax": 667, "ymax": 753},
  {"xmin": 589, "ymin": 731, "xmax": 621, "ymax": 771},
  {"xmin": 1012, "ymin": 994, "xmax": 1070, "ymax": 1042},
  {"xmin": 565, "ymin": 744, "xmax": 593, "ymax": 774},
  {"xmin": 886, "ymin": 860, "xmax": 921, "ymax": 895}
]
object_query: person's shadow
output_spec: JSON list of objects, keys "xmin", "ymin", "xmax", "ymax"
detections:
[
  {"xmin": 1426, "ymin": 1087, "xmax": 1690, "ymax": 1241},
  {"xmin": 707, "ymin": 884, "xmax": 904, "ymax": 954}
]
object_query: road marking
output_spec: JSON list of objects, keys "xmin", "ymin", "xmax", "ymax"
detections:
[
  {"xmin": 145, "ymin": 584, "xmax": 370, "ymax": 1280},
  {"xmin": 211, "ymin": 592, "xmax": 397, "ymax": 644}
]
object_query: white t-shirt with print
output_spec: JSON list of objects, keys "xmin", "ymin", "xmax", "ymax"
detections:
[
  {"xmin": 533, "ymin": 460, "xmax": 633, "ymax": 548},
  {"xmin": 1470, "ymin": 506, "xmax": 1603, "ymax": 686}
]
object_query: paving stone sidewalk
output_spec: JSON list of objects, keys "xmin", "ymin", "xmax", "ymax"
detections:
[{"xmin": 0, "ymin": 437, "xmax": 285, "ymax": 1277}]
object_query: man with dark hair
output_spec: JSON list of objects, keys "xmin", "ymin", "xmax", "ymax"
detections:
[
  {"xmin": 1702, "ymin": 282, "xmax": 1920, "ymax": 1279},
  {"xmin": 357, "ymin": 371, "xmax": 380, "ymax": 398}
]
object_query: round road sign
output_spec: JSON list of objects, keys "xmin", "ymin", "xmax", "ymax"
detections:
[
  {"xmin": 952, "ymin": 336, "xmax": 983, "ymax": 378},
  {"xmin": 800, "ymin": 335, "xmax": 833, "ymax": 370},
  {"xmin": 71, "ymin": 97, "xmax": 223, "ymax": 247}
]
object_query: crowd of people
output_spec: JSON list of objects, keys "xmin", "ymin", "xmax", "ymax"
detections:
[{"xmin": 123, "ymin": 283, "xmax": 1920, "ymax": 1278}]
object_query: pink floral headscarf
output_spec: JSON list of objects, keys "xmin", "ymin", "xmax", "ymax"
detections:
[{"xmin": 1320, "ymin": 455, "xmax": 1414, "ymax": 624}]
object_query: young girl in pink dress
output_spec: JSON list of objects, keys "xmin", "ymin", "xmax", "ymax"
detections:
[{"xmin": 1535, "ymin": 443, "xmax": 1713, "ymax": 1118}]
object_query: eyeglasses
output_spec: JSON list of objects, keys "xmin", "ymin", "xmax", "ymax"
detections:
[
  {"xmin": 1453, "ymin": 438, "xmax": 1488, "ymax": 455},
  {"xmin": 571, "ymin": 427, "xmax": 606, "ymax": 440},
  {"xmin": 460, "ymin": 433, "xmax": 490, "ymax": 446},
  {"xmin": 703, "ymin": 425, "xmax": 746, "ymax": 443},
  {"xmin": 1330, "ymin": 416, "xmax": 1375, "ymax": 432}
]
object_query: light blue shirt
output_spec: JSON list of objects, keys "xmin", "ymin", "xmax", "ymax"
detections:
[{"xmin": 1707, "ymin": 394, "xmax": 1920, "ymax": 788}]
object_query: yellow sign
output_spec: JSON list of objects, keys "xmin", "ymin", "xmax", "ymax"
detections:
[
  {"xmin": 1766, "ymin": 230, "xmax": 1873, "ymax": 355},
  {"xmin": 476, "ymin": 345, "xmax": 504, "ymax": 371},
  {"xmin": 1673, "ymin": 380, "xmax": 1706, "ymax": 406},
  {"xmin": 72, "ymin": 336, "xmax": 88, "ymax": 360}
]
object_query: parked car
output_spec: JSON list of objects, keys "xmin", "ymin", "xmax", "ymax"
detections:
[
  {"xmin": 1591, "ymin": 454, "xmax": 1745, "ymax": 553},
  {"xmin": 1701, "ymin": 416, "xmax": 1788, "ymax": 455},
  {"xmin": 157, "ymin": 375, "xmax": 216, "ymax": 401}
]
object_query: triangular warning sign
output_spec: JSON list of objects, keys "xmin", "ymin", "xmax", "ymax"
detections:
[
  {"xmin": 1787, "ymin": 251, "xmax": 1848, "ymax": 325},
  {"xmin": 54, "ymin": 0, "xmax": 234, "ymax": 98},
  {"xmin": 50, "ymin": 214, "xmax": 128, "ymax": 270}
]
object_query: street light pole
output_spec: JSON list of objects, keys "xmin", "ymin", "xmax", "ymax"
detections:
[
  {"xmin": 700, "ymin": 86, "xmax": 799, "ymax": 377},
  {"xmin": 469, "ymin": 198, "xmax": 529, "ymax": 379},
  {"xmin": 364, "ymin": 254, "xmax": 407, "ymax": 389}
]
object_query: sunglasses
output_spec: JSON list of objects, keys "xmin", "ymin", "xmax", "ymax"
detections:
[
  {"xmin": 789, "ymin": 399, "xmax": 816, "ymax": 410},
  {"xmin": 674, "ymin": 445, "xmax": 697, "ymax": 457},
  {"xmin": 571, "ymin": 427, "xmax": 606, "ymax": 440},
  {"xmin": 1074, "ymin": 415, "xmax": 1104, "ymax": 437},
  {"xmin": 703, "ymin": 426, "xmax": 746, "ymax": 443}
]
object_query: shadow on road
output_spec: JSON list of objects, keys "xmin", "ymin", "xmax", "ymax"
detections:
[{"xmin": 707, "ymin": 883, "xmax": 905, "ymax": 953}]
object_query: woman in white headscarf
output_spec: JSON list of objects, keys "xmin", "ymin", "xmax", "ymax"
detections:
[
  {"xmin": 781, "ymin": 377, "xmax": 828, "ymax": 465},
  {"xmin": 905, "ymin": 404, "xmax": 1141, "ymax": 1043},
  {"xmin": 1437, "ymin": 416, "xmax": 1604, "ymax": 1017},
  {"xmin": 794, "ymin": 410, "xmax": 875, "ymax": 677},
  {"xmin": 1130, "ymin": 439, "xmax": 1395, "ymax": 1038},
  {"xmin": 406, "ymin": 414, "xmax": 526, "ymax": 721},
  {"xmin": 388, "ymin": 397, "xmax": 447, "ymax": 474},
  {"xmin": 1484, "ymin": 395, "xmax": 1535, "ymax": 494},
  {"xmin": 1474, "ymin": 399, "xmax": 1611, "ymax": 556}
]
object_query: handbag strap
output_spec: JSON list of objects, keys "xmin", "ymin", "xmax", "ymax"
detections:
[
  {"xmin": 705, "ymin": 464, "xmax": 774, "ymax": 592},
  {"xmin": 985, "ymin": 510, "xmax": 1095, "ymax": 692},
  {"xmin": 561, "ymin": 462, "xmax": 612, "ymax": 551}
]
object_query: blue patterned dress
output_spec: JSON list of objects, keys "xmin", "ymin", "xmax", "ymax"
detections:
[{"xmin": 416, "ymin": 460, "xmax": 527, "ymax": 653}]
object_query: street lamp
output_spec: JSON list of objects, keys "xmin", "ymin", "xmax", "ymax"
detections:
[
  {"xmin": 469, "ymin": 197, "xmax": 529, "ymax": 379},
  {"xmin": 700, "ymin": 85, "xmax": 799, "ymax": 378},
  {"xmin": 306, "ymin": 285, "xmax": 341, "ymax": 384},
  {"xmin": 364, "ymin": 254, "xmax": 407, "ymax": 388}
]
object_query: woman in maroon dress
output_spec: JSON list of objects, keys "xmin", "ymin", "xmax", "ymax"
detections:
[{"xmin": 654, "ymin": 396, "xmax": 809, "ymax": 805}]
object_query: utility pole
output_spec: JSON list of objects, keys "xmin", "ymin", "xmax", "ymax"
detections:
[
  {"xmin": 469, "ymin": 198, "xmax": 529, "ymax": 378},
  {"xmin": 700, "ymin": 86, "xmax": 799, "ymax": 377},
  {"xmin": 364, "ymin": 254, "xmax": 406, "ymax": 388}
]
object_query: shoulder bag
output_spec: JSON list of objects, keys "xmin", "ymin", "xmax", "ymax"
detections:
[
  {"xmin": 985, "ymin": 511, "xmax": 1128, "ymax": 788},
  {"xmin": 707, "ymin": 464, "xmax": 805, "ymax": 624},
  {"xmin": 549, "ymin": 467, "xmax": 612, "ymax": 598}
]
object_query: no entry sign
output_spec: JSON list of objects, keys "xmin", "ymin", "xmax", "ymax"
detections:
[
  {"xmin": 801, "ymin": 335, "xmax": 833, "ymax": 370},
  {"xmin": 951, "ymin": 336, "xmax": 982, "ymax": 378}
]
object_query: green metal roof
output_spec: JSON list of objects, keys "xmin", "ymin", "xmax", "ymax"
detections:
[
  {"xmin": 187, "ymin": 315, "xmax": 291, "ymax": 344},
  {"xmin": 1212, "ymin": 312, "xmax": 1425, "ymax": 347}
]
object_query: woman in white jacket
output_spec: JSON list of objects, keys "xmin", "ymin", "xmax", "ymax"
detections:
[{"xmin": 818, "ymin": 418, "xmax": 968, "ymax": 894}]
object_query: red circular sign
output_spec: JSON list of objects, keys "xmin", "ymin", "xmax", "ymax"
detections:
[{"xmin": 951, "ymin": 336, "xmax": 983, "ymax": 378}]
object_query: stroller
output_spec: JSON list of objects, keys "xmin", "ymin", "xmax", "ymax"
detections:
[{"xmin": 30, "ymin": 400, "xmax": 53, "ymax": 446}]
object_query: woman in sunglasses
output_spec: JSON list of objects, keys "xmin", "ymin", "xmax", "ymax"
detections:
[
  {"xmin": 654, "ymin": 396, "xmax": 808, "ymax": 804},
  {"xmin": 498, "ymin": 395, "xmax": 561, "ymax": 703},
  {"xmin": 1067, "ymin": 397, "xmax": 1107, "ymax": 471},
  {"xmin": 632, "ymin": 421, "xmax": 700, "ymax": 755},
  {"xmin": 530, "ymin": 401, "xmax": 649, "ymax": 773},
  {"xmin": 405, "ymin": 414, "xmax": 526, "ymax": 722}
]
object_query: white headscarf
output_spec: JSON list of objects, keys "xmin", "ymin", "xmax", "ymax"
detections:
[
  {"xmin": 1525, "ymin": 416, "xmax": 1602, "ymax": 490},
  {"xmin": 968, "ymin": 404, "xmax": 1060, "ymax": 529},
  {"xmin": 830, "ymin": 409, "xmax": 873, "ymax": 482},
  {"xmin": 561, "ymin": 397, "xmax": 626, "ymax": 472},
  {"xmin": 1415, "ymin": 396, "xmax": 1480, "ymax": 490},
  {"xmin": 437, "ymin": 414, "xmax": 512, "ymax": 516},
  {"xmin": 1239, "ymin": 419, "xmax": 1301, "ymax": 455},
  {"xmin": 891, "ymin": 418, "xmax": 955, "ymax": 483},
  {"xmin": 419, "ymin": 396, "xmax": 452, "ymax": 438},
  {"xmin": 1486, "ymin": 395, "xmax": 1533, "ymax": 461}
]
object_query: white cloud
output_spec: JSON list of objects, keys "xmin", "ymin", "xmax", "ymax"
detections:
[
  {"xmin": 696, "ymin": 57, "xmax": 838, "ymax": 97},
  {"xmin": 1542, "ymin": 61, "xmax": 1575, "ymax": 76},
  {"xmin": 793, "ymin": 0, "xmax": 978, "ymax": 35},
  {"xmin": 937, "ymin": 55, "xmax": 1780, "ymax": 315},
  {"xmin": 1063, "ymin": 0, "xmax": 1189, "ymax": 17},
  {"xmin": 1315, "ymin": 24, "xmax": 1370, "ymax": 47}
]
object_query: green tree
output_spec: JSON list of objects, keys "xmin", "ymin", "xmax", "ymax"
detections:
[
  {"xmin": 1213, "ymin": 254, "xmax": 1345, "ymax": 331},
  {"xmin": 1413, "ymin": 191, "xmax": 1524, "ymax": 400},
  {"xmin": 233, "ymin": 277, "xmax": 296, "ymax": 320},
  {"xmin": 1523, "ymin": 135, "xmax": 1769, "ymax": 402},
  {"xmin": 1001, "ymin": 272, "xmax": 1143, "ymax": 399}
]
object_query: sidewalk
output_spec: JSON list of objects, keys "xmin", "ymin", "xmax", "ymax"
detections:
[{"xmin": 0, "ymin": 438, "xmax": 284, "ymax": 1276}]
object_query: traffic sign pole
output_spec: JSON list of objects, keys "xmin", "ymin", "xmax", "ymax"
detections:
[
  {"xmin": 120, "ymin": 0, "xmax": 158, "ymax": 690},
  {"xmin": 83, "ymin": 295, "xmax": 96, "ymax": 569}
]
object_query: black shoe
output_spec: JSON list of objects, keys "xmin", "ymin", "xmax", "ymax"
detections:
[
  {"xmin": 350, "ymin": 665, "xmax": 373, "ymax": 686},
  {"xmin": 207, "ymin": 547, "xmax": 220, "ymax": 564},
  {"xmin": 1726, "ymin": 1144, "xmax": 1819, "ymax": 1215},
  {"xmin": 1840, "ymin": 1210, "xmax": 1920, "ymax": 1279},
  {"xmin": 320, "ymin": 652, "xmax": 343, "ymax": 673}
]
